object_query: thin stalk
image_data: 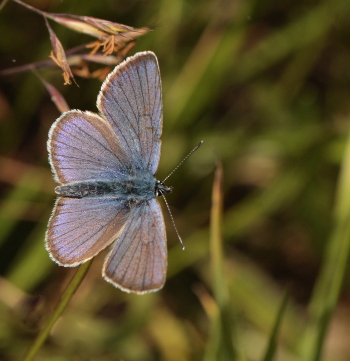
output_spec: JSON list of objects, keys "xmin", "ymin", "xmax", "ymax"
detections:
[
  {"xmin": 22, "ymin": 260, "xmax": 92, "ymax": 361},
  {"xmin": 11, "ymin": 0, "xmax": 48, "ymax": 17},
  {"xmin": 0, "ymin": 0, "xmax": 10, "ymax": 11},
  {"xmin": 262, "ymin": 288, "xmax": 290, "ymax": 361},
  {"xmin": 299, "ymin": 125, "xmax": 350, "ymax": 360},
  {"xmin": 205, "ymin": 162, "xmax": 237, "ymax": 361}
]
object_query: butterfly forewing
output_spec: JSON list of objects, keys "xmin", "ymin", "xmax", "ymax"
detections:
[
  {"xmin": 97, "ymin": 51, "xmax": 162, "ymax": 174},
  {"xmin": 48, "ymin": 111, "xmax": 132, "ymax": 184},
  {"xmin": 103, "ymin": 199, "xmax": 167, "ymax": 294}
]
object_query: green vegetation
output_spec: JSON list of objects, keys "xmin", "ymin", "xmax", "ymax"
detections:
[{"xmin": 1, "ymin": 0, "xmax": 350, "ymax": 360}]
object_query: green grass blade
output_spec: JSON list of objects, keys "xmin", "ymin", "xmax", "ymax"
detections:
[
  {"xmin": 299, "ymin": 126, "xmax": 350, "ymax": 360},
  {"xmin": 261, "ymin": 288, "xmax": 290, "ymax": 361},
  {"xmin": 22, "ymin": 260, "xmax": 92, "ymax": 361},
  {"xmin": 204, "ymin": 162, "xmax": 238, "ymax": 361}
]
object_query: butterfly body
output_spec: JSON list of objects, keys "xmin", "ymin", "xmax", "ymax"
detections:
[{"xmin": 55, "ymin": 170, "xmax": 168, "ymax": 201}]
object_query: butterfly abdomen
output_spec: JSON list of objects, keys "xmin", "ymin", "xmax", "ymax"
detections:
[{"xmin": 55, "ymin": 173, "xmax": 158, "ymax": 200}]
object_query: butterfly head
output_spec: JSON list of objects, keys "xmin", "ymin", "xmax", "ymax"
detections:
[{"xmin": 155, "ymin": 180, "xmax": 172, "ymax": 197}]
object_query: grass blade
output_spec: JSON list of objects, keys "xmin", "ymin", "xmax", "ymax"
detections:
[
  {"xmin": 262, "ymin": 288, "xmax": 290, "ymax": 361},
  {"xmin": 22, "ymin": 260, "xmax": 92, "ymax": 361},
  {"xmin": 204, "ymin": 162, "xmax": 238, "ymax": 361},
  {"xmin": 299, "ymin": 126, "xmax": 350, "ymax": 360}
]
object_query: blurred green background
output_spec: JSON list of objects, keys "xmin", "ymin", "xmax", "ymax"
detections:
[{"xmin": 1, "ymin": 0, "xmax": 350, "ymax": 360}]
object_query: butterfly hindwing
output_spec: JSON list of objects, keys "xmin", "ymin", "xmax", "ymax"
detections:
[
  {"xmin": 103, "ymin": 198, "xmax": 167, "ymax": 294},
  {"xmin": 46, "ymin": 196, "xmax": 130, "ymax": 266}
]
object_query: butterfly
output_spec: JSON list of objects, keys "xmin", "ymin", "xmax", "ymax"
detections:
[{"xmin": 46, "ymin": 51, "xmax": 171, "ymax": 294}]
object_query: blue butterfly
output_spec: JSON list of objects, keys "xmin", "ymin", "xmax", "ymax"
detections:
[{"xmin": 46, "ymin": 52, "xmax": 170, "ymax": 294}]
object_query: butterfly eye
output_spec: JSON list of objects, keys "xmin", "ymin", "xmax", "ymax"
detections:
[{"xmin": 155, "ymin": 181, "xmax": 172, "ymax": 196}]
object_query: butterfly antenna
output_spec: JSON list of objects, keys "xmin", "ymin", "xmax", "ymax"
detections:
[
  {"xmin": 161, "ymin": 194, "xmax": 185, "ymax": 250},
  {"xmin": 163, "ymin": 140, "xmax": 204, "ymax": 182}
]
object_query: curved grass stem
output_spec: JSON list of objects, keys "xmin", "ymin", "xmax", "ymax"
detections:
[{"xmin": 22, "ymin": 260, "xmax": 93, "ymax": 361}]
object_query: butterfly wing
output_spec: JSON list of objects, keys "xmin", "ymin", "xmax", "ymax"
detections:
[
  {"xmin": 97, "ymin": 51, "xmax": 163, "ymax": 175},
  {"xmin": 103, "ymin": 198, "xmax": 167, "ymax": 294},
  {"xmin": 46, "ymin": 196, "xmax": 131, "ymax": 266},
  {"xmin": 48, "ymin": 110, "xmax": 130, "ymax": 184},
  {"xmin": 47, "ymin": 110, "xmax": 135, "ymax": 265}
]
